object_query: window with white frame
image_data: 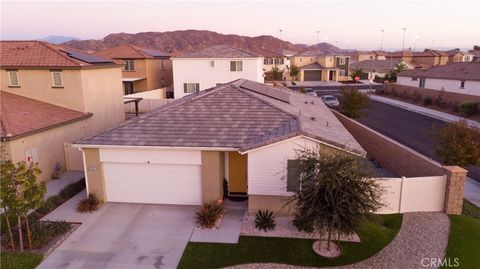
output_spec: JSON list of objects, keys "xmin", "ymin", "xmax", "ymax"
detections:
[
  {"xmin": 51, "ymin": 71, "xmax": 63, "ymax": 87},
  {"xmin": 230, "ymin": 61, "xmax": 243, "ymax": 71},
  {"xmin": 210, "ymin": 61, "xmax": 215, "ymax": 68},
  {"xmin": 7, "ymin": 70, "xmax": 19, "ymax": 87},
  {"xmin": 274, "ymin": 58, "xmax": 284, "ymax": 65},
  {"xmin": 183, "ymin": 83, "xmax": 200, "ymax": 93},
  {"xmin": 460, "ymin": 80, "xmax": 465, "ymax": 89},
  {"xmin": 419, "ymin": 78, "xmax": 426, "ymax": 88},
  {"xmin": 339, "ymin": 70, "xmax": 346, "ymax": 76},
  {"xmin": 123, "ymin": 60, "xmax": 135, "ymax": 71},
  {"xmin": 339, "ymin": 57, "xmax": 346, "ymax": 65},
  {"xmin": 264, "ymin": 58, "xmax": 273, "ymax": 65},
  {"xmin": 411, "ymin": 77, "xmax": 418, "ymax": 81}
]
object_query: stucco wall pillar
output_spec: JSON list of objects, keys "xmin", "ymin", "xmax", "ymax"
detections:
[
  {"xmin": 443, "ymin": 166, "xmax": 468, "ymax": 215},
  {"xmin": 201, "ymin": 151, "xmax": 225, "ymax": 203}
]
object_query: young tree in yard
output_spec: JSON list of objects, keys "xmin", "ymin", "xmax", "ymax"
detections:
[
  {"xmin": 271, "ymin": 66, "xmax": 284, "ymax": 81},
  {"xmin": 339, "ymin": 88, "xmax": 369, "ymax": 118},
  {"xmin": 385, "ymin": 62, "xmax": 408, "ymax": 82},
  {"xmin": 350, "ymin": 68, "xmax": 363, "ymax": 82},
  {"xmin": 1, "ymin": 160, "xmax": 43, "ymax": 251},
  {"xmin": 289, "ymin": 64, "xmax": 300, "ymax": 80},
  {"xmin": 290, "ymin": 149, "xmax": 383, "ymax": 254},
  {"xmin": 1, "ymin": 159, "xmax": 17, "ymax": 250},
  {"xmin": 433, "ymin": 120, "xmax": 480, "ymax": 167}
]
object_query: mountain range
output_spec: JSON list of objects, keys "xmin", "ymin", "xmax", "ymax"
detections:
[{"xmin": 62, "ymin": 30, "xmax": 341, "ymax": 55}]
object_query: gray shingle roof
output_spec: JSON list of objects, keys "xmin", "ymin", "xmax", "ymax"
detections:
[
  {"xmin": 76, "ymin": 80, "xmax": 365, "ymax": 155},
  {"xmin": 398, "ymin": 61, "xmax": 480, "ymax": 81},
  {"xmin": 350, "ymin": 59, "xmax": 402, "ymax": 72},
  {"xmin": 175, "ymin": 45, "xmax": 260, "ymax": 58}
]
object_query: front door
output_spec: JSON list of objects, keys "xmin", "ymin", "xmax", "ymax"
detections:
[
  {"xmin": 329, "ymin": 70, "xmax": 336, "ymax": 81},
  {"xmin": 228, "ymin": 152, "xmax": 248, "ymax": 194}
]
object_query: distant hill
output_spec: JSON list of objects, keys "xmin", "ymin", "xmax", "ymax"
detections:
[
  {"xmin": 62, "ymin": 30, "xmax": 338, "ymax": 55},
  {"xmin": 41, "ymin": 35, "xmax": 79, "ymax": 44},
  {"xmin": 309, "ymin": 42, "xmax": 341, "ymax": 52}
]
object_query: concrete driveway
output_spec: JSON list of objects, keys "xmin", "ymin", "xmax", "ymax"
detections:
[{"xmin": 38, "ymin": 203, "xmax": 197, "ymax": 269}]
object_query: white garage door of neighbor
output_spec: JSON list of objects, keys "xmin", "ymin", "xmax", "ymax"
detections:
[{"xmin": 103, "ymin": 162, "xmax": 202, "ymax": 205}]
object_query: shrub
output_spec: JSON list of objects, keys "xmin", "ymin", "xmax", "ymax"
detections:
[
  {"xmin": 423, "ymin": 97, "xmax": 433, "ymax": 106},
  {"xmin": 59, "ymin": 180, "xmax": 85, "ymax": 199},
  {"xmin": 412, "ymin": 91, "xmax": 422, "ymax": 104},
  {"xmin": 292, "ymin": 214, "xmax": 315, "ymax": 233},
  {"xmin": 459, "ymin": 101, "xmax": 479, "ymax": 117},
  {"xmin": 254, "ymin": 210, "xmax": 276, "ymax": 232},
  {"xmin": 195, "ymin": 201, "xmax": 225, "ymax": 229},
  {"xmin": 433, "ymin": 120, "xmax": 480, "ymax": 167},
  {"xmin": 77, "ymin": 194, "xmax": 100, "ymax": 213},
  {"xmin": 339, "ymin": 89, "xmax": 369, "ymax": 118}
]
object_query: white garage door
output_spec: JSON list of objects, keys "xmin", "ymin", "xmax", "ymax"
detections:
[{"xmin": 103, "ymin": 162, "xmax": 202, "ymax": 205}]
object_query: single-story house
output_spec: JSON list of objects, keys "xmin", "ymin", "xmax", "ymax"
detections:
[{"xmin": 74, "ymin": 79, "xmax": 365, "ymax": 213}]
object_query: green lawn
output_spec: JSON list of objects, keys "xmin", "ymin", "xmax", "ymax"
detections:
[
  {"xmin": 0, "ymin": 252, "xmax": 43, "ymax": 269},
  {"xmin": 443, "ymin": 200, "xmax": 480, "ymax": 269},
  {"xmin": 178, "ymin": 214, "xmax": 402, "ymax": 268}
]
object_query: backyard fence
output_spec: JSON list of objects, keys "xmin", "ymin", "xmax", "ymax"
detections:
[
  {"xmin": 376, "ymin": 175, "xmax": 447, "ymax": 214},
  {"xmin": 333, "ymin": 111, "xmax": 467, "ymax": 215},
  {"xmin": 124, "ymin": 88, "xmax": 174, "ymax": 113}
]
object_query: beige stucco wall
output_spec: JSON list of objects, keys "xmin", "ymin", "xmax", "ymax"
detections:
[
  {"xmin": 82, "ymin": 148, "xmax": 107, "ymax": 202},
  {"xmin": 201, "ymin": 151, "xmax": 225, "ymax": 202},
  {"xmin": 5, "ymin": 118, "xmax": 91, "ymax": 182},
  {"xmin": 146, "ymin": 59, "xmax": 173, "ymax": 89},
  {"xmin": 290, "ymin": 56, "xmax": 318, "ymax": 68},
  {"xmin": 1, "ymin": 68, "xmax": 85, "ymax": 111},
  {"xmin": 79, "ymin": 67, "xmax": 125, "ymax": 134}
]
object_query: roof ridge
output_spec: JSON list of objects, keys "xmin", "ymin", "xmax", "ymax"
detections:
[
  {"xmin": 39, "ymin": 41, "xmax": 82, "ymax": 66},
  {"xmin": 223, "ymin": 44, "xmax": 260, "ymax": 57}
]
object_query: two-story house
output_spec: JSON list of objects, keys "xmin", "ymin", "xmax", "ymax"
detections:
[
  {"xmin": 387, "ymin": 50, "xmax": 449, "ymax": 68},
  {"xmin": 0, "ymin": 41, "xmax": 125, "ymax": 181},
  {"xmin": 250, "ymin": 48, "xmax": 290, "ymax": 81},
  {"xmin": 397, "ymin": 61, "xmax": 480, "ymax": 96},
  {"xmin": 290, "ymin": 50, "xmax": 351, "ymax": 82},
  {"xmin": 171, "ymin": 45, "xmax": 264, "ymax": 98},
  {"xmin": 94, "ymin": 44, "xmax": 173, "ymax": 96}
]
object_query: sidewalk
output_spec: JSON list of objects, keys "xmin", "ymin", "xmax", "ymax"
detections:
[
  {"xmin": 45, "ymin": 170, "xmax": 85, "ymax": 200},
  {"xmin": 369, "ymin": 95, "xmax": 480, "ymax": 128}
]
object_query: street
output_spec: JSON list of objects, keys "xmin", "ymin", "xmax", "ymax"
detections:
[{"xmin": 356, "ymin": 100, "xmax": 479, "ymax": 181}]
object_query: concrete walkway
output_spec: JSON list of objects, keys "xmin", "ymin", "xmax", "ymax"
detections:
[
  {"xmin": 41, "ymin": 190, "xmax": 90, "ymax": 223},
  {"xmin": 45, "ymin": 171, "xmax": 85, "ymax": 200},
  {"xmin": 225, "ymin": 212, "xmax": 450, "ymax": 269},
  {"xmin": 369, "ymin": 95, "xmax": 480, "ymax": 128}
]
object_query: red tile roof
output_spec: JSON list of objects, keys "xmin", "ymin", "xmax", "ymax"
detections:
[
  {"xmin": 94, "ymin": 44, "xmax": 170, "ymax": 59},
  {"xmin": 0, "ymin": 40, "xmax": 117, "ymax": 68},
  {"xmin": 0, "ymin": 92, "xmax": 92, "ymax": 140}
]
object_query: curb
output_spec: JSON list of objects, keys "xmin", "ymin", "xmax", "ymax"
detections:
[{"xmin": 369, "ymin": 95, "xmax": 480, "ymax": 127}]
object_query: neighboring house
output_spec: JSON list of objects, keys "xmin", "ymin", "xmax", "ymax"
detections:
[
  {"xmin": 74, "ymin": 79, "xmax": 365, "ymax": 214},
  {"xmin": 290, "ymin": 50, "xmax": 351, "ymax": 81},
  {"xmin": 95, "ymin": 44, "xmax": 173, "ymax": 95},
  {"xmin": 250, "ymin": 48, "xmax": 290, "ymax": 81},
  {"xmin": 387, "ymin": 50, "xmax": 449, "ymax": 68},
  {"xmin": 467, "ymin": 49, "xmax": 480, "ymax": 61},
  {"xmin": 350, "ymin": 59, "xmax": 414, "ymax": 79},
  {"xmin": 345, "ymin": 50, "xmax": 375, "ymax": 62},
  {"xmin": 397, "ymin": 61, "xmax": 480, "ymax": 96},
  {"xmin": 444, "ymin": 49, "xmax": 467, "ymax": 64},
  {"xmin": 171, "ymin": 45, "xmax": 264, "ymax": 98},
  {"xmin": 0, "ymin": 40, "xmax": 125, "ymax": 181}
]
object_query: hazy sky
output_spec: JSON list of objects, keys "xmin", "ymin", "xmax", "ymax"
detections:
[{"xmin": 1, "ymin": 0, "xmax": 479, "ymax": 50}]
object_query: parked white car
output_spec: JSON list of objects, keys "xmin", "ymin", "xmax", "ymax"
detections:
[
  {"xmin": 305, "ymin": 88, "xmax": 317, "ymax": 96},
  {"xmin": 321, "ymin": 95, "xmax": 339, "ymax": 108}
]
